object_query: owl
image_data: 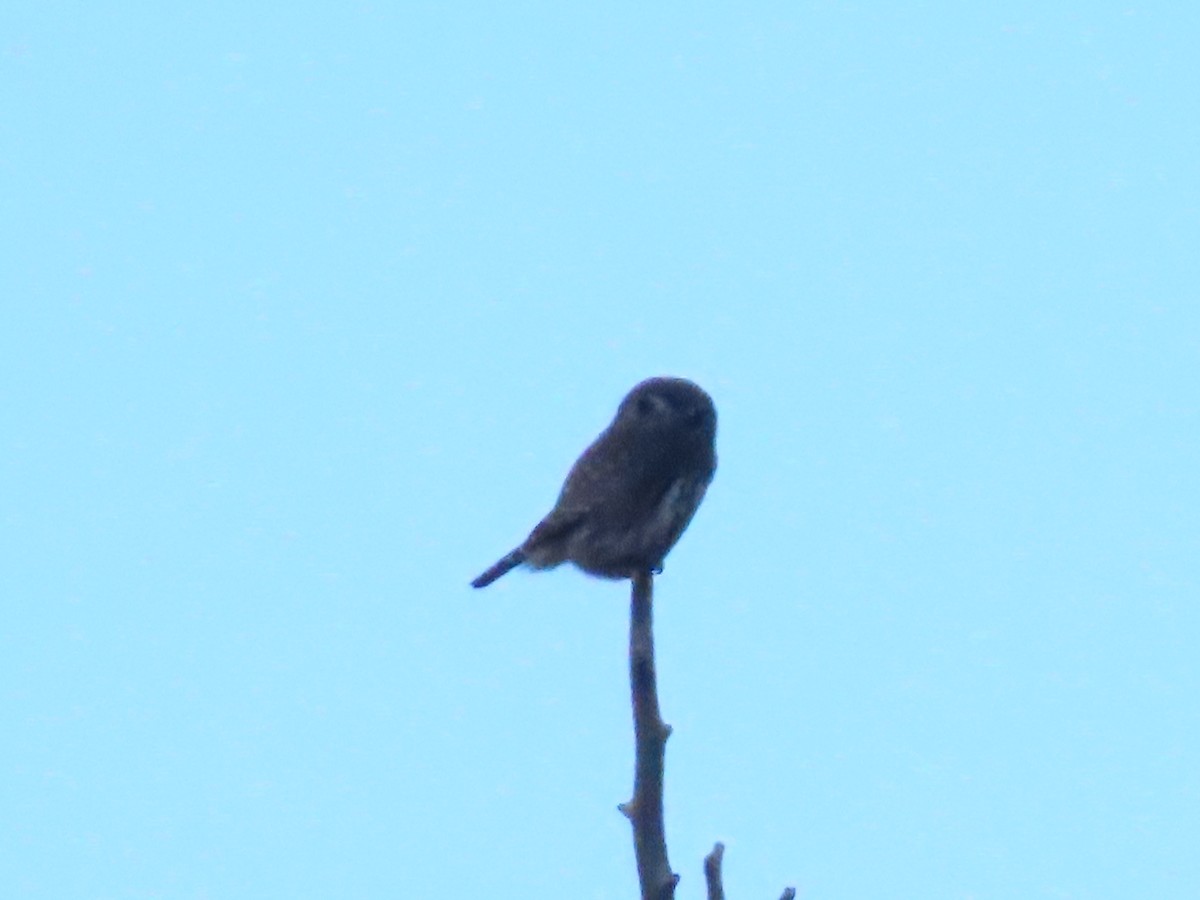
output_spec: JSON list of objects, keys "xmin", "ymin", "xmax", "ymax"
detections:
[{"xmin": 472, "ymin": 377, "xmax": 717, "ymax": 588}]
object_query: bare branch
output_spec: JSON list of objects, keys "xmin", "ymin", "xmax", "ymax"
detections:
[
  {"xmin": 705, "ymin": 841, "xmax": 796, "ymax": 900},
  {"xmin": 619, "ymin": 570, "xmax": 678, "ymax": 900},
  {"xmin": 617, "ymin": 572, "xmax": 794, "ymax": 900},
  {"xmin": 703, "ymin": 842, "xmax": 725, "ymax": 900}
]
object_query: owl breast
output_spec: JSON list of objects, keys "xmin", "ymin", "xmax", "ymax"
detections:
[{"xmin": 638, "ymin": 474, "xmax": 710, "ymax": 563}]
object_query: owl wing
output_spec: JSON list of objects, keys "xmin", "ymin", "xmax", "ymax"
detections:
[
  {"xmin": 525, "ymin": 502, "xmax": 585, "ymax": 547},
  {"xmin": 520, "ymin": 442, "xmax": 613, "ymax": 561}
]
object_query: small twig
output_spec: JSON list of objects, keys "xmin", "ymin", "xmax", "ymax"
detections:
[
  {"xmin": 704, "ymin": 842, "xmax": 725, "ymax": 900},
  {"xmin": 618, "ymin": 570, "xmax": 678, "ymax": 900},
  {"xmin": 706, "ymin": 841, "xmax": 796, "ymax": 900}
]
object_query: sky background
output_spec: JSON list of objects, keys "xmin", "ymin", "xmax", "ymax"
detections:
[{"xmin": 3, "ymin": 3, "xmax": 1198, "ymax": 898}]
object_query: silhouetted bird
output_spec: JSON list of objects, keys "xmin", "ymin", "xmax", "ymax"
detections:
[{"xmin": 471, "ymin": 376, "xmax": 717, "ymax": 588}]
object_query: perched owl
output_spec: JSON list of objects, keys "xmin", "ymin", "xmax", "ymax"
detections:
[{"xmin": 471, "ymin": 377, "xmax": 717, "ymax": 588}]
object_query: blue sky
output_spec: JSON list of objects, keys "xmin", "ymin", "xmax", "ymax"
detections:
[{"xmin": 3, "ymin": 4, "xmax": 1197, "ymax": 898}]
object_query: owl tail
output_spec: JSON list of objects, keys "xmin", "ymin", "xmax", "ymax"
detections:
[{"xmin": 470, "ymin": 548, "xmax": 526, "ymax": 589}]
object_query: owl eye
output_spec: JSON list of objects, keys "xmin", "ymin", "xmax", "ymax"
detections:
[
  {"xmin": 636, "ymin": 396, "xmax": 656, "ymax": 415},
  {"xmin": 685, "ymin": 408, "xmax": 706, "ymax": 427}
]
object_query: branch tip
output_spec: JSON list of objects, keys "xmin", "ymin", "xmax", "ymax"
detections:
[
  {"xmin": 703, "ymin": 841, "xmax": 726, "ymax": 900},
  {"xmin": 623, "ymin": 573, "xmax": 676, "ymax": 898}
]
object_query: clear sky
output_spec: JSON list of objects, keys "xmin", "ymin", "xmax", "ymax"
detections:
[{"xmin": 3, "ymin": 4, "xmax": 1197, "ymax": 898}]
